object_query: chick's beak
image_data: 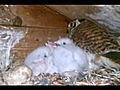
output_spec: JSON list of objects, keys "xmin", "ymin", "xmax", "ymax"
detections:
[
  {"xmin": 46, "ymin": 41, "xmax": 60, "ymax": 47},
  {"xmin": 54, "ymin": 43, "xmax": 60, "ymax": 46}
]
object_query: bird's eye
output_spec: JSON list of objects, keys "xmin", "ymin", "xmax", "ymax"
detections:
[
  {"xmin": 71, "ymin": 22, "xmax": 76, "ymax": 28},
  {"xmin": 63, "ymin": 42, "xmax": 66, "ymax": 45},
  {"xmin": 44, "ymin": 54, "xmax": 47, "ymax": 58}
]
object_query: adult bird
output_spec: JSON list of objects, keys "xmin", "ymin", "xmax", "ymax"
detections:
[{"xmin": 67, "ymin": 16, "xmax": 120, "ymax": 70}]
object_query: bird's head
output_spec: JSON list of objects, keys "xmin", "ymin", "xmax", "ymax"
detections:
[
  {"xmin": 35, "ymin": 46, "xmax": 52, "ymax": 60},
  {"xmin": 67, "ymin": 18, "xmax": 85, "ymax": 38},
  {"xmin": 54, "ymin": 37, "xmax": 74, "ymax": 46}
]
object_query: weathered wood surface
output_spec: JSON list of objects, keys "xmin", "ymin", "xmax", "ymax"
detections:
[
  {"xmin": 8, "ymin": 5, "xmax": 68, "ymax": 61},
  {"xmin": 8, "ymin": 5, "xmax": 101, "ymax": 61},
  {"xmin": 47, "ymin": 5, "xmax": 101, "ymax": 19}
]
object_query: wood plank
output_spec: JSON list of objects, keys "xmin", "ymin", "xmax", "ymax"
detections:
[
  {"xmin": 11, "ymin": 27, "xmax": 68, "ymax": 61},
  {"xmin": 6, "ymin": 5, "xmax": 69, "ymax": 62},
  {"xmin": 9, "ymin": 5, "xmax": 69, "ymax": 27},
  {"xmin": 47, "ymin": 5, "xmax": 101, "ymax": 20}
]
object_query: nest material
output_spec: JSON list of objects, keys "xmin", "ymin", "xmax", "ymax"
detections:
[
  {"xmin": 29, "ymin": 67, "xmax": 120, "ymax": 85},
  {"xmin": 0, "ymin": 46, "xmax": 120, "ymax": 85},
  {"xmin": 1, "ymin": 67, "xmax": 119, "ymax": 85}
]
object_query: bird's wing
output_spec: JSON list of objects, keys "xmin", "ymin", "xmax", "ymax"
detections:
[
  {"xmin": 102, "ymin": 52, "xmax": 120, "ymax": 64},
  {"xmin": 95, "ymin": 56, "xmax": 120, "ymax": 70}
]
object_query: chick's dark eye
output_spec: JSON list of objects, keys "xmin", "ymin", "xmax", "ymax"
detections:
[
  {"xmin": 63, "ymin": 42, "xmax": 66, "ymax": 45},
  {"xmin": 44, "ymin": 54, "xmax": 47, "ymax": 58}
]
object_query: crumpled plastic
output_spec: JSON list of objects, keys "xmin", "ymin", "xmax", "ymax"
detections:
[{"xmin": 0, "ymin": 26, "xmax": 27, "ymax": 72}]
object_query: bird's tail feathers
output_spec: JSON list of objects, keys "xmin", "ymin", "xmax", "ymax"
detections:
[{"xmin": 95, "ymin": 56, "xmax": 120, "ymax": 71}]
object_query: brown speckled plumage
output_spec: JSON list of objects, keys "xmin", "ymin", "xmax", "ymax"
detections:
[{"xmin": 67, "ymin": 17, "xmax": 120, "ymax": 55}]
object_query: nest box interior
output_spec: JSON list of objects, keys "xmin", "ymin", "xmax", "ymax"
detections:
[{"xmin": 0, "ymin": 5, "xmax": 101, "ymax": 62}]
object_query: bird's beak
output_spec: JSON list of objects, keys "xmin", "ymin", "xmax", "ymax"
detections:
[
  {"xmin": 46, "ymin": 41, "xmax": 60, "ymax": 47},
  {"xmin": 66, "ymin": 28, "xmax": 69, "ymax": 33},
  {"xmin": 54, "ymin": 42, "xmax": 60, "ymax": 46},
  {"xmin": 66, "ymin": 27, "xmax": 71, "ymax": 33}
]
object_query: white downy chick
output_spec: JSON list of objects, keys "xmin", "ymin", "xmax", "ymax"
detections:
[
  {"xmin": 24, "ymin": 46, "xmax": 58, "ymax": 76},
  {"xmin": 52, "ymin": 37, "xmax": 89, "ymax": 77}
]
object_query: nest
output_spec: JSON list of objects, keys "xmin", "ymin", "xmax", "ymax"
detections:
[
  {"xmin": 28, "ymin": 67, "xmax": 120, "ymax": 86},
  {"xmin": 1, "ymin": 66, "xmax": 119, "ymax": 85},
  {"xmin": 0, "ymin": 5, "xmax": 119, "ymax": 86}
]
